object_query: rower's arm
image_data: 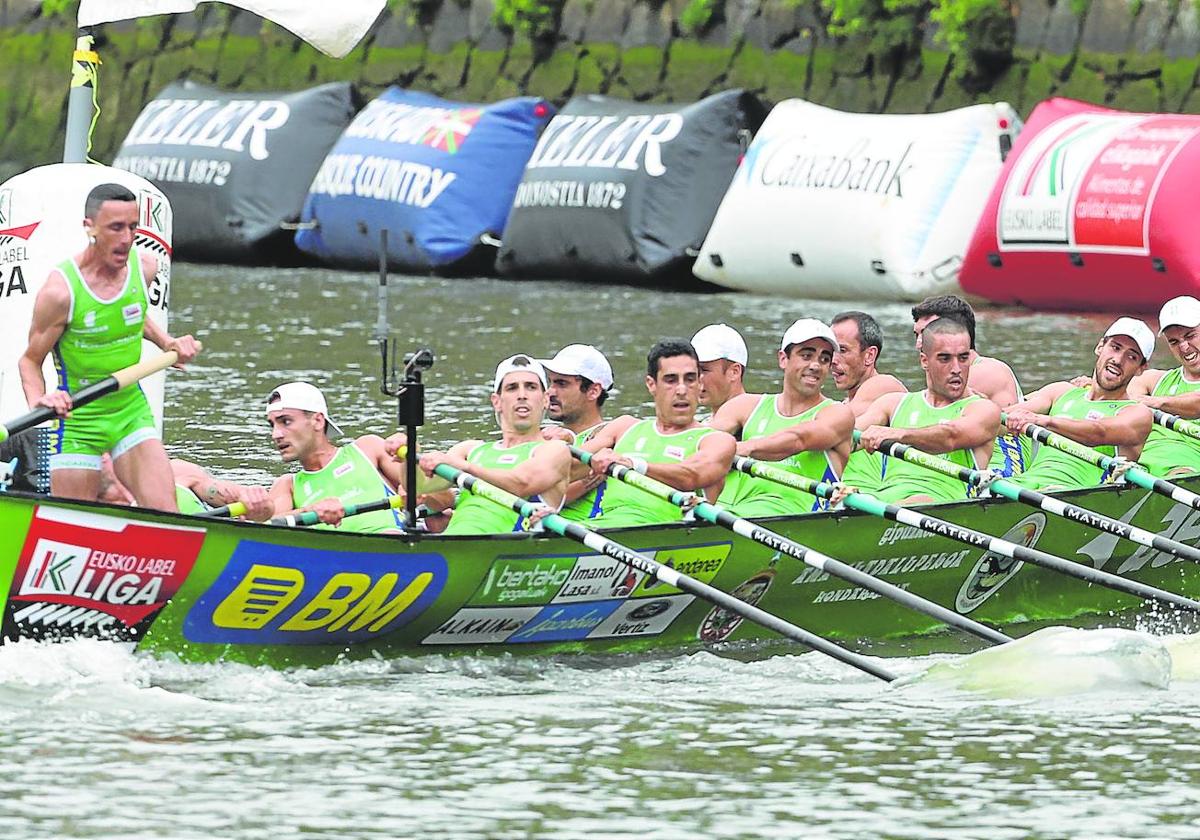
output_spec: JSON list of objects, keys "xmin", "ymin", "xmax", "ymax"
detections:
[
  {"xmin": 1007, "ymin": 381, "xmax": 1070, "ymax": 416},
  {"xmin": 737, "ymin": 403, "xmax": 854, "ymax": 460},
  {"xmin": 18, "ymin": 271, "xmax": 70, "ymax": 409},
  {"xmin": 416, "ymin": 441, "xmax": 479, "ymax": 493},
  {"xmin": 572, "ymin": 415, "xmax": 637, "ymax": 480},
  {"xmin": 887, "ymin": 399, "xmax": 1001, "ymax": 455},
  {"xmin": 1127, "ymin": 369, "xmax": 1165, "ymax": 398},
  {"xmin": 645, "ymin": 431, "xmax": 737, "ymax": 493},
  {"xmin": 970, "ymin": 358, "xmax": 1020, "ymax": 407},
  {"xmin": 484, "ymin": 441, "xmax": 570, "ymax": 502},
  {"xmin": 709, "ymin": 394, "xmax": 757, "ymax": 436},
  {"xmin": 1140, "ymin": 389, "xmax": 1200, "ymax": 417},
  {"xmin": 845, "ymin": 374, "xmax": 906, "ymax": 417},
  {"xmin": 1041, "ymin": 403, "xmax": 1153, "ymax": 450},
  {"xmin": 268, "ymin": 474, "xmax": 296, "ymax": 515},
  {"xmin": 854, "ymin": 391, "xmax": 903, "ymax": 432}
]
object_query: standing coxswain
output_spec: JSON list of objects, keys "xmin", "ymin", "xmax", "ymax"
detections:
[
  {"xmin": 710, "ymin": 319, "xmax": 853, "ymax": 516},
  {"xmin": 17, "ymin": 183, "xmax": 200, "ymax": 510},
  {"xmin": 265, "ymin": 382, "xmax": 408, "ymax": 533}
]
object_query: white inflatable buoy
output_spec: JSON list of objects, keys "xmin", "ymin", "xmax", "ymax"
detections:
[
  {"xmin": 0, "ymin": 163, "xmax": 172, "ymax": 426},
  {"xmin": 899, "ymin": 626, "xmax": 1172, "ymax": 697}
]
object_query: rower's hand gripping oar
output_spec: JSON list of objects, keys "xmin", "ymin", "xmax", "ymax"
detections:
[
  {"xmin": 0, "ymin": 350, "xmax": 180, "ymax": 444},
  {"xmin": 570, "ymin": 446, "xmax": 1011, "ymax": 646},
  {"xmin": 736, "ymin": 454, "xmax": 1200, "ymax": 614},
  {"xmin": 862, "ymin": 431, "xmax": 1200, "ymax": 568},
  {"xmin": 433, "ymin": 461, "xmax": 898, "ymax": 683},
  {"xmin": 1010, "ymin": 416, "xmax": 1200, "ymax": 511}
]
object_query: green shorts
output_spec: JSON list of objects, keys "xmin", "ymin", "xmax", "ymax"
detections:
[{"xmin": 50, "ymin": 389, "xmax": 159, "ymax": 471}]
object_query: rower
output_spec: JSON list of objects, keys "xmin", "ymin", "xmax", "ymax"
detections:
[
  {"xmin": 830, "ymin": 311, "xmax": 907, "ymax": 494},
  {"xmin": 418, "ymin": 354, "xmax": 570, "ymax": 535},
  {"xmin": 857, "ymin": 317, "xmax": 1001, "ymax": 504},
  {"xmin": 911, "ymin": 294, "xmax": 1027, "ymax": 476},
  {"xmin": 1006, "ymin": 318, "xmax": 1154, "ymax": 491},
  {"xmin": 583, "ymin": 339, "xmax": 736, "ymax": 527},
  {"xmin": 540, "ymin": 343, "xmax": 615, "ymax": 521},
  {"xmin": 692, "ymin": 323, "xmax": 747, "ymax": 412},
  {"xmin": 710, "ymin": 319, "xmax": 853, "ymax": 516},
  {"xmin": 17, "ymin": 183, "xmax": 201, "ymax": 510},
  {"xmin": 1130, "ymin": 296, "xmax": 1200, "ymax": 478},
  {"xmin": 265, "ymin": 381, "xmax": 408, "ymax": 533}
]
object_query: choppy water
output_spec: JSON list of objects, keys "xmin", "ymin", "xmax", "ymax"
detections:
[{"xmin": 11, "ymin": 265, "xmax": 1200, "ymax": 838}]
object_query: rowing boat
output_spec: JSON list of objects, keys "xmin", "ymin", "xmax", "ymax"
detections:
[{"xmin": 3, "ymin": 474, "xmax": 1199, "ymax": 669}]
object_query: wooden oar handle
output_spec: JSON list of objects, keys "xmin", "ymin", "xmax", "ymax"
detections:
[{"xmin": 113, "ymin": 350, "xmax": 179, "ymax": 389}]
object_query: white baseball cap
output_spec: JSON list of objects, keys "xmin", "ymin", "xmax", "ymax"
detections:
[
  {"xmin": 540, "ymin": 344, "xmax": 614, "ymax": 390},
  {"xmin": 493, "ymin": 354, "xmax": 548, "ymax": 392},
  {"xmin": 265, "ymin": 382, "xmax": 344, "ymax": 438},
  {"xmin": 780, "ymin": 318, "xmax": 839, "ymax": 353},
  {"xmin": 1158, "ymin": 296, "xmax": 1200, "ymax": 334},
  {"xmin": 691, "ymin": 323, "xmax": 748, "ymax": 366},
  {"xmin": 1102, "ymin": 317, "xmax": 1155, "ymax": 361}
]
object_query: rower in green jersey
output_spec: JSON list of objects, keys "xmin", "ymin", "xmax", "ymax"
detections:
[
  {"xmin": 690, "ymin": 323, "xmax": 754, "ymax": 510},
  {"xmin": 18, "ymin": 183, "xmax": 200, "ymax": 510},
  {"xmin": 1007, "ymin": 318, "xmax": 1155, "ymax": 492},
  {"xmin": 911, "ymin": 294, "xmax": 1028, "ymax": 477},
  {"xmin": 710, "ymin": 319, "xmax": 853, "ymax": 517},
  {"xmin": 266, "ymin": 382, "xmax": 409, "ymax": 534},
  {"xmin": 857, "ymin": 317, "xmax": 1001, "ymax": 504},
  {"xmin": 580, "ymin": 339, "xmax": 736, "ymax": 529},
  {"xmin": 829, "ymin": 311, "xmax": 907, "ymax": 494},
  {"xmin": 1129, "ymin": 296, "xmax": 1200, "ymax": 478},
  {"xmin": 539, "ymin": 344, "xmax": 616, "ymax": 521},
  {"xmin": 418, "ymin": 355, "xmax": 570, "ymax": 535}
]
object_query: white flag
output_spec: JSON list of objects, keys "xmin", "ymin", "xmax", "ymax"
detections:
[{"xmin": 78, "ymin": 1, "xmax": 385, "ymax": 58}]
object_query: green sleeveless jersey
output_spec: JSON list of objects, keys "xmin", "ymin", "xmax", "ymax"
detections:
[
  {"xmin": 718, "ymin": 395, "xmax": 838, "ymax": 517},
  {"xmin": 979, "ymin": 356, "xmax": 1030, "ymax": 476},
  {"xmin": 875, "ymin": 391, "xmax": 983, "ymax": 503},
  {"xmin": 560, "ymin": 423, "xmax": 607, "ymax": 522},
  {"xmin": 174, "ymin": 483, "xmax": 208, "ymax": 514},
  {"xmin": 841, "ymin": 448, "xmax": 886, "ymax": 494},
  {"xmin": 593, "ymin": 420, "xmax": 719, "ymax": 528},
  {"xmin": 1139, "ymin": 368, "xmax": 1200, "ymax": 477},
  {"xmin": 445, "ymin": 440, "xmax": 544, "ymax": 535},
  {"xmin": 1009, "ymin": 386, "xmax": 1134, "ymax": 491},
  {"xmin": 52, "ymin": 249, "xmax": 148, "ymax": 418},
  {"xmin": 293, "ymin": 443, "xmax": 403, "ymax": 534}
]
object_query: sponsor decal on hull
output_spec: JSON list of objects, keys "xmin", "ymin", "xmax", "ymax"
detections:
[
  {"xmin": 698, "ymin": 571, "xmax": 775, "ymax": 643},
  {"xmin": 954, "ymin": 513, "xmax": 1045, "ymax": 613},
  {"xmin": 183, "ymin": 540, "xmax": 447, "ymax": 645},
  {"xmin": 5, "ymin": 506, "xmax": 203, "ymax": 641}
]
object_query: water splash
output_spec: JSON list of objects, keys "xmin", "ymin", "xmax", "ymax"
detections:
[{"xmin": 898, "ymin": 627, "xmax": 1172, "ymax": 697}]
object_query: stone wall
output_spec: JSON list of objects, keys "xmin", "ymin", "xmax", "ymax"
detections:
[{"xmin": 1, "ymin": 0, "xmax": 1198, "ymax": 170}]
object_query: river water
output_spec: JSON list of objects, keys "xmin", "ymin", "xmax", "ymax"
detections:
[{"xmin": 7, "ymin": 265, "xmax": 1199, "ymax": 839}]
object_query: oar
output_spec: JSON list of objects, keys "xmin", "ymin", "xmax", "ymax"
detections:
[
  {"xmin": 869, "ymin": 435, "xmax": 1200, "ymax": 567},
  {"xmin": 569, "ymin": 446, "xmax": 1010, "ymax": 645},
  {"xmin": 1151, "ymin": 408, "xmax": 1200, "ymax": 442},
  {"xmin": 268, "ymin": 494, "xmax": 406, "ymax": 527},
  {"xmin": 1012, "ymin": 418, "xmax": 1200, "ymax": 511},
  {"xmin": 734, "ymin": 456, "xmax": 1200, "ymax": 614},
  {"xmin": 0, "ymin": 350, "xmax": 180, "ymax": 443},
  {"xmin": 433, "ymin": 462, "xmax": 897, "ymax": 683}
]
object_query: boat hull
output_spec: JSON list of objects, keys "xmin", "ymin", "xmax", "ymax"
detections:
[{"xmin": 1, "ymin": 481, "xmax": 1198, "ymax": 667}]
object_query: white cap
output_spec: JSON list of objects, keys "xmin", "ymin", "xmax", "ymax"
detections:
[
  {"xmin": 539, "ymin": 344, "xmax": 614, "ymax": 390},
  {"xmin": 691, "ymin": 323, "xmax": 748, "ymax": 366},
  {"xmin": 780, "ymin": 318, "xmax": 839, "ymax": 353},
  {"xmin": 493, "ymin": 354, "xmax": 548, "ymax": 392},
  {"xmin": 1102, "ymin": 317, "xmax": 1156, "ymax": 362},
  {"xmin": 265, "ymin": 382, "xmax": 344, "ymax": 438},
  {"xmin": 1158, "ymin": 296, "xmax": 1200, "ymax": 334}
]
